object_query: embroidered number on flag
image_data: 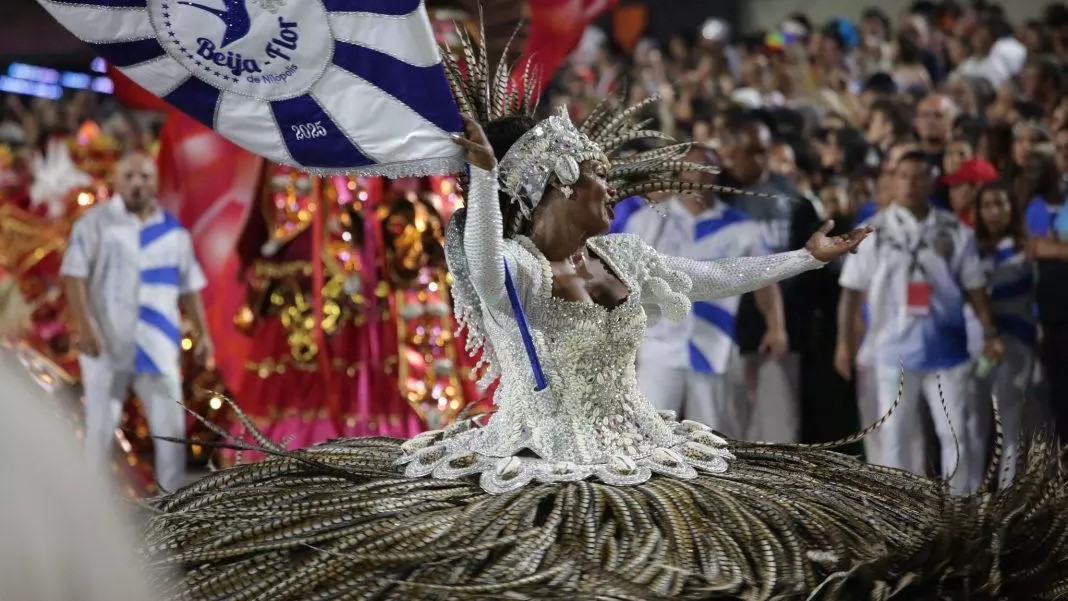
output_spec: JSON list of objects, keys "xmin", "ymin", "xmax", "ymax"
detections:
[{"xmin": 291, "ymin": 121, "xmax": 328, "ymax": 140}]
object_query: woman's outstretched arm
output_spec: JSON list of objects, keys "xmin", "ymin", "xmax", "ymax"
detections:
[
  {"xmin": 659, "ymin": 220, "xmax": 873, "ymax": 301},
  {"xmin": 662, "ymin": 249, "xmax": 824, "ymax": 301}
]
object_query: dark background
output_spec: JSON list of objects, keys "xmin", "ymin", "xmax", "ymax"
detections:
[
  {"xmin": 612, "ymin": 0, "xmax": 741, "ymax": 44},
  {"xmin": 0, "ymin": 0, "xmax": 93, "ymax": 68}
]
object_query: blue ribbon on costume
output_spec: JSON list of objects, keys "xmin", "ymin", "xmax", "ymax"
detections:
[{"xmin": 504, "ymin": 258, "xmax": 547, "ymax": 391}]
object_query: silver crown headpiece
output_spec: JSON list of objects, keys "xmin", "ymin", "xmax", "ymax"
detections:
[{"xmin": 498, "ymin": 107, "xmax": 609, "ymax": 216}]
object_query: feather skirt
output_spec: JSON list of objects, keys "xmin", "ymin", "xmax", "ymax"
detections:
[{"xmin": 145, "ymin": 436, "xmax": 1068, "ymax": 601}]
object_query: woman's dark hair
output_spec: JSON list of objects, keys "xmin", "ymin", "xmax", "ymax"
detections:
[
  {"xmin": 1030, "ymin": 55, "xmax": 1064, "ymax": 95},
  {"xmin": 973, "ymin": 180, "xmax": 1024, "ymax": 255},
  {"xmin": 896, "ymin": 31, "xmax": 923, "ymax": 65},
  {"xmin": 483, "ymin": 115, "xmax": 540, "ymax": 238},
  {"xmin": 790, "ymin": 136, "xmax": 822, "ymax": 180},
  {"xmin": 861, "ymin": 7, "xmax": 891, "ymax": 34},
  {"xmin": 786, "ymin": 12, "xmax": 812, "ymax": 34},
  {"xmin": 981, "ymin": 122, "xmax": 1014, "ymax": 174},
  {"xmin": 870, "ymin": 98, "xmax": 912, "ymax": 139},
  {"xmin": 1024, "ymin": 20, "xmax": 1054, "ymax": 54},
  {"xmin": 938, "ymin": 0, "xmax": 963, "ymax": 21},
  {"xmin": 831, "ymin": 127, "xmax": 871, "ymax": 176},
  {"xmin": 908, "ymin": 1, "xmax": 938, "ymax": 19},
  {"xmin": 1047, "ymin": 2, "xmax": 1068, "ymax": 28},
  {"xmin": 961, "ymin": 75, "xmax": 997, "ymax": 115},
  {"xmin": 987, "ymin": 13, "xmax": 1015, "ymax": 41},
  {"xmin": 952, "ymin": 114, "xmax": 984, "ymax": 147},
  {"xmin": 748, "ymin": 108, "xmax": 778, "ymax": 136},
  {"xmin": 770, "ymin": 108, "xmax": 805, "ymax": 139},
  {"xmin": 863, "ymin": 72, "xmax": 898, "ymax": 97},
  {"xmin": 1021, "ymin": 151, "xmax": 1061, "ymax": 204}
]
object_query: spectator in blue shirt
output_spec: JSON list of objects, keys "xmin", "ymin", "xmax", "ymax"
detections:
[
  {"xmin": 1028, "ymin": 128, "xmax": 1068, "ymax": 442},
  {"xmin": 974, "ymin": 181, "xmax": 1042, "ymax": 485}
]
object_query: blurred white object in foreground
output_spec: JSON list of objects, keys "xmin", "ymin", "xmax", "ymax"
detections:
[{"xmin": 0, "ymin": 343, "xmax": 157, "ymax": 601}]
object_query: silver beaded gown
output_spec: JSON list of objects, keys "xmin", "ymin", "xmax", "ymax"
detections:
[
  {"xmin": 399, "ymin": 166, "xmax": 824, "ymax": 494},
  {"xmin": 146, "ymin": 165, "xmax": 1068, "ymax": 600}
]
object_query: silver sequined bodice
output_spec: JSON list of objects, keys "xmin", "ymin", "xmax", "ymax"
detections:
[{"xmin": 399, "ymin": 165, "xmax": 824, "ymax": 493}]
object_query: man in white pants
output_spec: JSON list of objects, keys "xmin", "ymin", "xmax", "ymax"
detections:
[
  {"xmin": 835, "ymin": 151, "xmax": 1003, "ymax": 494},
  {"xmin": 617, "ymin": 145, "xmax": 788, "ymax": 438},
  {"xmin": 717, "ymin": 115, "xmax": 822, "ymax": 444},
  {"xmin": 62, "ymin": 152, "xmax": 212, "ymax": 493}
]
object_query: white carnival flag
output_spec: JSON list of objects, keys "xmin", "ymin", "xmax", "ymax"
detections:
[{"xmin": 36, "ymin": 0, "xmax": 466, "ymax": 177}]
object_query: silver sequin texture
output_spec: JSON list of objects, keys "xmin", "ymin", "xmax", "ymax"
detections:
[{"xmin": 423, "ymin": 165, "xmax": 824, "ymax": 493}]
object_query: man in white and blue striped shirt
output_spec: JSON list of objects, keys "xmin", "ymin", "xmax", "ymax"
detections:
[
  {"xmin": 614, "ymin": 146, "xmax": 788, "ymax": 437},
  {"xmin": 62, "ymin": 153, "xmax": 211, "ymax": 492}
]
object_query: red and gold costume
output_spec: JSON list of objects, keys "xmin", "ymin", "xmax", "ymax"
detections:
[
  {"xmin": 376, "ymin": 175, "xmax": 481, "ymax": 430},
  {"xmin": 0, "ymin": 128, "xmax": 113, "ymax": 375},
  {"xmin": 226, "ymin": 164, "xmax": 479, "ymax": 458}
]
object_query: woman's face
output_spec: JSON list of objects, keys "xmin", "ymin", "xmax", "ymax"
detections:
[
  {"xmin": 1020, "ymin": 65, "xmax": 1041, "ymax": 99},
  {"xmin": 1022, "ymin": 26, "xmax": 1044, "ymax": 54},
  {"xmin": 862, "ymin": 17, "xmax": 886, "ymax": 45},
  {"xmin": 1012, "ymin": 126, "xmax": 1042, "ymax": 167},
  {"xmin": 875, "ymin": 167, "xmax": 896, "ymax": 207},
  {"xmin": 978, "ymin": 188, "xmax": 1012, "ymax": 237},
  {"xmin": 867, "ymin": 110, "xmax": 891, "ymax": 144},
  {"xmin": 564, "ymin": 160, "xmax": 613, "ymax": 237},
  {"xmin": 1056, "ymin": 129, "xmax": 1068, "ymax": 174},
  {"xmin": 668, "ymin": 36, "xmax": 688, "ymax": 62},
  {"xmin": 946, "ymin": 38, "xmax": 969, "ymax": 68},
  {"xmin": 692, "ymin": 121, "xmax": 711, "ymax": 144},
  {"xmin": 945, "ymin": 78, "xmax": 975, "ymax": 115},
  {"xmin": 1017, "ymin": 154, "xmax": 1051, "ymax": 201},
  {"xmin": 819, "ymin": 137, "xmax": 842, "ymax": 171},
  {"xmin": 818, "ymin": 37, "xmax": 841, "ymax": 65},
  {"xmin": 973, "ymin": 26, "xmax": 994, "ymax": 56},
  {"xmin": 769, "ymin": 143, "xmax": 797, "ymax": 182},
  {"xmin": 848, "ymin": 177, "xmax": 873, "ymax": 210},
  {"xmin": 1051, "ymin": 99, "xmax": 1068, "ymax": 132},
  {"xmin": 944, "ymin": 140, "xmax": 973, "ymax": 175}
]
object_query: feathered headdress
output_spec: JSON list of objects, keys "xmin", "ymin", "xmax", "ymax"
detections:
[
  {"xmin": 29, "ymin": 139, "xmax": 93, "ymax": 220},
  {"xmin": 438, "ymin": 19, "xmax": 764, "ymax": 207}
]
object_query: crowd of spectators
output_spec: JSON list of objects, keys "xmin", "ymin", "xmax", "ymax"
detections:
[{"xmin": 579, "ymin": 0, "xmax": 1068, "ymax": 490}]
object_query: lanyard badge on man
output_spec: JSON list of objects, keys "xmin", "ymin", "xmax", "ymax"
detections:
[{"xmin": 904, "ymin": 229, "xmax": 933, "ymax": 318}]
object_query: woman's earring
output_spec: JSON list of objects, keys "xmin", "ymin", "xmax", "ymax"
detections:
[{"xmin": 553, "ymin": 156, "xmax": 578, "ymax": 199}]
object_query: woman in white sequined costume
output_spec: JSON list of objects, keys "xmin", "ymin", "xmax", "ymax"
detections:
[
  {"xmin": 399, "ymin": 113, "xmax": 860, "ymax": 493},
  {"xmin": 146, "ymin": 30, "xmax": 1068, "ymax": 601}
]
